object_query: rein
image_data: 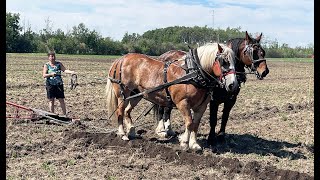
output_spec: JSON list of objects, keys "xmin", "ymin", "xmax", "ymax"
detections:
[{"xmin": 220, "ymin": 70, "xmax": 236, "ymax": 81}]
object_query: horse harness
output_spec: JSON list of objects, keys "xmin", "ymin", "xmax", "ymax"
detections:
[
  {"xmin": 243, "ymin": 42, "xmax": 266, "ymax": 72},
  {"xmin": 108, "ymin": 49, "xmax": 226, "ymax": 105},
  {"xmin": 109, "ymin": 58, "xmax": 126, "ymax": 100},
  {"xmin": 234, "ymin": 42, "xmax": 266, "ymax": 84},
  {"xmin": 184, "ymin": 48, "xmax": 224, "ymax": 89},
  {"xmin": 162, "ymin": 47, "xmax": 233, "ymax": 105}
]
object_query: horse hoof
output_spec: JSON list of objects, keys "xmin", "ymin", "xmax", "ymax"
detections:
[
  {"xmin": 207, "ymin": 140, "xmax": 216, "ymax": 146},
  {"xmin": 127, "ymin": 126, "xmax": 136, "ymax": 138},
  {"xmin": 156, "ymin": 131, "xmax": 168, "ymax": 138},
  {"xmin": 117, "ymin": 132, "xmax": 126, "ymax": 137},
  {"xmin": 189, "ymin": 143, "xmax": 202, "ymax": 151},
  {"xmin": 217, "ymin": 133, "xmax": 226, "ymax": 143},
  {"xmin": 178, "ymin": 134, "xmax": 186, "ymax": 142},
  {"xmin": 217, "ymin": 132, "xmax": 225, "ymax": 137},
  {"xmin": 207, "ymin": 136, "xmax": 217, "ymax": 146},
  {"xmin": 128, "ymin": 134, "xmax": 137, "ymax": 140},
  {"xmin": 180, "ymin": 142, "xmax": 189, "ymax": 151},
  {"xmin": 167, "ymin": 130, "xmax": 176, "ymax": 137},
  {"xmin": 121, "ymin": 135, "xmax": 130, "ymax": 141}
]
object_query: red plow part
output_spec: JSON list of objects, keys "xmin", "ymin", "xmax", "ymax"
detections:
[
  {"xmin": 6, "ymin": 101, "xmax": 73, "ymax": 124},
  {"xmin": 6, "ymin": 101, "xmax": 37, "ymax": 120}
]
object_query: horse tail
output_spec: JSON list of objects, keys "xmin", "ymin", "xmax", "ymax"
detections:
[{"xmin": 106, "ymin": 78, "xmax": 118, "ymax": 121}]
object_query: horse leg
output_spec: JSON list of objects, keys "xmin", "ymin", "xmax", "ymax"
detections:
[
  {"xmin": 163, "ymin": 107, "xmax": 176, "ymax": 137},
  {"xmin": 155, "ymin": 106, "xmax": 167, "ymax": 138},
  {"xmin": 155, "ymin": 106, "xmax": 175, "ymax": 138},
  {"xmin": 189, "ymin": 105, "xmax": 207, "ymax": 150},
  {"xmin": 208, "ymin": 100, "xmax": 219, "ymax": 146},
  {"xmin": 124, "ymin": 97, "xmax": 142, "ymax": 139},
  {"xmin": 217, "ymin": 98, "xmax": 236, "ymax": 142},
  {"xmin": 176, "ymin": 101, "xmax": 193, "ymax": 150},
  {"xmin": 116, "ymin": 97, "xmax": 129, "ymax": 140}
]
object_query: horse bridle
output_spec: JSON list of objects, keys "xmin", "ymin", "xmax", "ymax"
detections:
[
  {"xmin": 243, "ymin": 42, "xmax": 266, "ymax": 72},
  {"xmin": 215, "ymin": 53, "xmax": 236, "ymax": 81}
]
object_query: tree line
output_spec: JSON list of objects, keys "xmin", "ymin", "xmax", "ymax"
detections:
[{"xmin": 6, "ymin": 12, "xmax": 314, "ymax": 58}]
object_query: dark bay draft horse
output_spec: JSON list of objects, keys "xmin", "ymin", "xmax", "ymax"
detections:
[
  {"xmin": 154, "ymin": 31, "xmax": 269, "ymax": 145},
  {"xmin": 105, "ymin": 43, "xmax": 238, "ymax": 150}
]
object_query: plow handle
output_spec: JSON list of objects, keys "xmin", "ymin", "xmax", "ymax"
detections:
[{"xmin": 6, "ymin": 101, "xmax": 32, "ymax": 111}]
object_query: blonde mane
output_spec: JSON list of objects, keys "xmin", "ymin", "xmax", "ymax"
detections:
[{"xmin": 197, "ymin": 43, "xmax": 235, "ymax": 73}]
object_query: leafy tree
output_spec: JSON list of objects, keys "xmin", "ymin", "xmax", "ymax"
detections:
[
  {"xmin": 63, "ymin": 37, "xmax": 79, "ymax": 54},
  {"xmin": 5, "ymin": 11, "xmax": 314, "ymax": 58},
  {"xmin": 47, "ymin": 37, "xmax": 63, "ymax": 53},
  {"xmin": 6, "ymin": 12, "xmax": 22, "ymax": 52},
  {"xmin": 16, "ymin": 27, "xmax": 38, "ymax": 53}
]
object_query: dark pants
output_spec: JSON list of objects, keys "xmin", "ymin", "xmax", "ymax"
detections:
[{"xmin": 46, "ymin": 84, "xmax": 65, "ymax": 99}]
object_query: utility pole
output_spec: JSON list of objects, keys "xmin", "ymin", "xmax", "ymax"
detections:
[
  {"xmin": 212, "ymin": 9, "xmax": 220, "ymax": 43},
  {"xmin": 210, "ymin": 10, "xmax": 214, "ymax": 43},
  {"xmin": 212, "ymin": 10, "xmax": 214, "ymax": 30}
]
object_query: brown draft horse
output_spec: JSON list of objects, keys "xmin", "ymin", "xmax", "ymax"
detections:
[
  {"xmin": 105, "ymin": 43, "xmax": 237, "ymax": 150},
  {"xmin": 154, "ymin": 31, "xmax": 269, "ymax": 145}
]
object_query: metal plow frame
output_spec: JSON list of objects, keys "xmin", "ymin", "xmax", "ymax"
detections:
[{"xmin": 6, "ymin": 101, "xmax": 73, "ymax": 124}]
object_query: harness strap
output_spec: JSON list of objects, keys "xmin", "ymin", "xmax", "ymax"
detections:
[
  {"xmin": 125, "ymin": 71, "xmax": 199, "ymax": 101},
  {"xmin": 185, "ymin": 48, "xmax": 223, "ymax": 88},
  {"xmin": 112, "ymin": 59, "xmax": 120, "ymax": 79},
  {"xmin": 185, "ymin": 50, "xmax": 195, "ymax": 74},
  {"xmin": 112, "ymin": 59, "xmax": 126, "ymax": 100},
  {"xmin": 192, "ymin": 48, "xmax": 209, "ymax": 86},
  {"xmin": 163, "ymin": 61, "xmax": 173, "ymax": 103}
]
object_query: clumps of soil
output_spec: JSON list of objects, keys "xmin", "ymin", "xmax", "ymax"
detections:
[
  {"xmin": 283, "ymin": 100, "xmax": 314, "ymax": 112},
  {"xmin": 63, "ymin": 130, "xmax": 313, "ymax": 180},
  {"xmin": 230, "ymin": 100, "xmax": 313, "ymax": 122},
  {"xmin": 229, "ymin": 105, "xmax": 280, "ymax": 121}
]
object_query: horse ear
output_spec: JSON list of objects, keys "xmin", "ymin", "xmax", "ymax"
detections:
[
  {"xmin": 217, "ymin": 43, "xmax": 223, "ymax": 53},
  {"xmin": 256, "ymin": 33, "xmax": 263, "ymax": 42},
  {"xmin": 245, "ymin": 31, "xmax": 252, "ymax": 42}
]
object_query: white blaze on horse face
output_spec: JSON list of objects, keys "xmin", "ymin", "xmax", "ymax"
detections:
[
  {"xmin": 223, "ymin": 63, "xmax": 238, "ymax": 92},
  {"xmin": 224, "ymin": 73, "xmax": 238, "ymax": 92}
]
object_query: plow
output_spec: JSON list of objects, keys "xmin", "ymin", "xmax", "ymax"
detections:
[
  {"xmin": 6, "ymin": 100, "xmax": 155, "ymax": 132},
  {"xmin": 6, "ymin": 101, "xmax": 75, "ymax": 124},
  {"xmin": 6, "ymin": 73, "xmax": 80, "ymax": 124}
]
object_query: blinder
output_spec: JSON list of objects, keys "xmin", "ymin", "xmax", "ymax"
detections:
[
  {"xmin": 243, "ymin": 42, "xmax": 266, "ymax": 71},
  {"xmin": 215, "ymin": 53, "xmax": 236, "ymax": 81},
  {"xmin": 213, "ymin": 53, "xmax": 223, "ymax": 76}
]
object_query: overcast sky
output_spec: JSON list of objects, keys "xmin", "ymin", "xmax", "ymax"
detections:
[{"xmin": 7, "ymin": 0, "xmax": 314, "ymax": 48}]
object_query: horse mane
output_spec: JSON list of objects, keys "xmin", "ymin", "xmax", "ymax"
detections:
[
  {"xmin": 227, "ymin": 37, "xmax": 262, "ymax": 57},
  {"xmin": 158, "ymin": 50, "xmax": 187, "ymax": 62},
  {"xmin": 227, "ymin": 38, "xmax": 243, "ymax": 58},
  {"xmin": 197, "ymin": 43, "xmax": 235, "ymax": 72}
]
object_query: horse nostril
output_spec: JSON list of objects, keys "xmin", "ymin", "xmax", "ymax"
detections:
[
  {"xmin": 228, "ymin": 84, "xmax": 233, "ymax": 90},
  {"xmin": 262, "ymin": 69, "xmax": 269, "ymax": 77}
]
